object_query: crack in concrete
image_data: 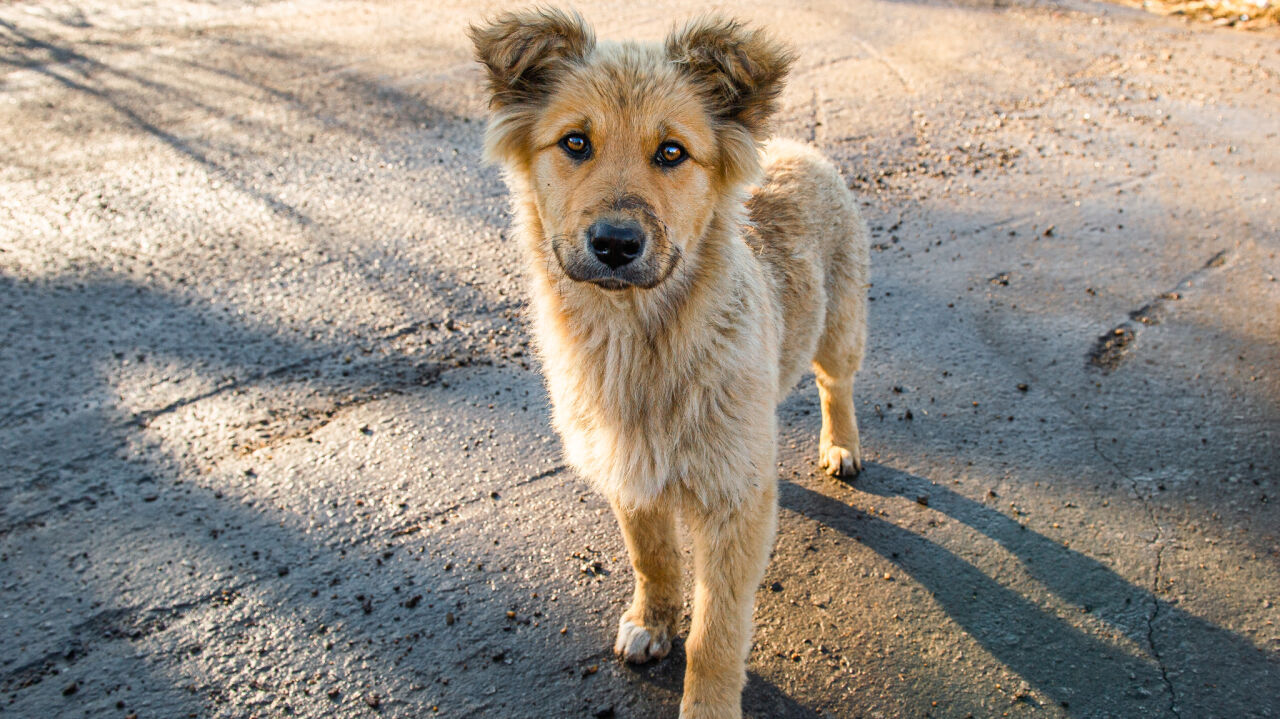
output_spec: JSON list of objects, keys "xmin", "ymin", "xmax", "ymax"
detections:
[
  {"xmin": 0, "ymin": 494, "xmax": 99, "ymax": 537},
  {"xmin": 0, "ymin": 580, "xmax": 255, "ymax": 694},
  {"xmin": 1146, "ymin": 540, "xmax": 1182, "ymax": 719},
  {"xmin": 1021, "ymin": 367, "xmax": 1182, "ymax": 718},
  {"xmin": 1084, "ymin": 438, "xmax": 1181, "ymax": 718},
  {"xmin": 127, "ymin": 321, "xmax": 433, "ymax": 429},
  {"xmin": 383, "ymin": 464, "xmax": 569, "ymax": 540}
]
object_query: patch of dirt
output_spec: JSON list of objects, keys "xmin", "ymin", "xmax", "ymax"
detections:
[{"xmin": 1088, "ymin": 250, "xmax": 1229, "ymax": 372}]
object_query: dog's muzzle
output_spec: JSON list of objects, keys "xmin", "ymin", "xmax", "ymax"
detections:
[{"xmin": 550, "ymin": 214, "xmax": 675, "ymax": 291}]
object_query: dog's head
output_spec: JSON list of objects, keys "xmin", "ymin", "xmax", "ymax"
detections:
[{"xmin": 470, "ymin": 9, "xmax": 793, "ymax": 291}]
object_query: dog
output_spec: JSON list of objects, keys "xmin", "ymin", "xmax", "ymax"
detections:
[{"xmin": 470, "ymin": 10, "xmax": 869, "ymax": 718}]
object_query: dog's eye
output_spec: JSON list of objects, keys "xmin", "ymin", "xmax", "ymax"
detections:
[
  {"xmin": 560, "ymin": 133, "xmax": 591, "ymax": 159},
  {"xmin": 655, "ymin": 141, "xmax": 687, "ymax": 167}
]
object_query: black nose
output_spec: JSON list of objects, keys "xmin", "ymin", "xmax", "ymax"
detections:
[{"xmin": 588, "ymin": 221, "xmax": 644, "ymax": 269}]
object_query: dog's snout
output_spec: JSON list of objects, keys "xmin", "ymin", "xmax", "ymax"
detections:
[{"xmin": 588, "ymin": 221, "xmax": 644, "ymax": 269}]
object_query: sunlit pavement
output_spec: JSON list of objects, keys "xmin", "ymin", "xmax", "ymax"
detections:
[{"xmin": 0, "ymin": 1, "xmax": 1276, "ymax": 717}]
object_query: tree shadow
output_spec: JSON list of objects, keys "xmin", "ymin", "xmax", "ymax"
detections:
[
  {"xmin": 0, "ymin": 271, "xmax": 666, "ymax": 717},
  {"xmin": 0, "ymin": 13, "xmax": 482, "ymax": 229}
]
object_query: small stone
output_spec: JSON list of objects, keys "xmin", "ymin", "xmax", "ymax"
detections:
[
  {"xmin": 61, "ymin": 681, "xmax": 78, "ymax": 696},
  {"xmin": 1017, "ymin": 383, "xmax": 1029, "ymax": 392},
  {"xmin": 445, "ymin": 612, "xmax": 455, "ymax": 626},
  {"xmin": 915, "ymin": 495, "xmax": 929, "ymax": 506},
  {"xmin": 364, "ymin": 693, "xmax": 381, "ymax": 709},
  {"xmin": 581, "ymin": 664, "xmax": 599, "ymax": 676},
  {"xmin": 770, "ymin": 581, "xmax": 784, "ymax": 592}
]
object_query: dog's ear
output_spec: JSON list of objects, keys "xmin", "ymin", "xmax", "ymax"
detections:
[
  {"xmin": 469, "ymin": 8, "xmax": 595, "ymax": 111},
  {"xmin": 665, "ymin": 17, "xmax": 794, "ymax": 140}
]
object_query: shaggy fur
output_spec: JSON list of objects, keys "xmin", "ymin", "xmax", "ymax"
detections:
[{"xmin": 470, "ymin": 10, "xmax": 869, "ymax": 718}]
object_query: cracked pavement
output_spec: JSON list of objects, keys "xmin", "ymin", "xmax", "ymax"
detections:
[{"xmin": 1, "ymin": 0, "xmax": 1277, "ymax": 717}]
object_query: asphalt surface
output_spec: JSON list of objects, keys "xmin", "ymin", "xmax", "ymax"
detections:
[{"xmin": 1, "ymin": 1, "xmax": 1277, "ymax": 717}]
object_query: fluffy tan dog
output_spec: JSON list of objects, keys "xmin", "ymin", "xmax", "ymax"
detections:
[{"xmin": 470, "ymin": 10, "xmax": 869, "ymax": 718}]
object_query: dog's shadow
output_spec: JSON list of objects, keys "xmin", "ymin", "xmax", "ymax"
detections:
[{"xmin": 780, "ymin": 461, "xmax": 1279, "ymax": 715}]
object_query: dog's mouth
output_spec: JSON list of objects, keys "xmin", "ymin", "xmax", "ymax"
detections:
[{"xmin": 589, "ymin": 278, "xmax": 632, "ymax": 291}]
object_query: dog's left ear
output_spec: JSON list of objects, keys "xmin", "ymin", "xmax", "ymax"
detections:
[{"xmin": 665, "ymin": 18, "xmax": 794, "ymax": 141}]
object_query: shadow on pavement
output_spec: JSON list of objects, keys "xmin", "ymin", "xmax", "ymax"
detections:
[{"xmin": 781, "ymin": 465, "xmax": 1280, "ymax": 716}]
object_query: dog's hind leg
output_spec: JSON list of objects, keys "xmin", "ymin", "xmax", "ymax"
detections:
[
  {"xmin": 813, "ymin": 276, "xmax": 866, "ymax": 477},
  {"xmin": 611, "ymin": 497, "xmax": 682, "ymax": 663},
  {"xmin": 680, "ymin": 482, "xmax": 777, "ymax": 719}
]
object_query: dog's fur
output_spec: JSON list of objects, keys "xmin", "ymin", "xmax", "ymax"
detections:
[{"xmin": 471, "ymin": 10, "xmax": 869, "ymax": 718}]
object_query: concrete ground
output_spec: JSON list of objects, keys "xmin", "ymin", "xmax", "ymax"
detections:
[{"xmin": 1, "ymin": 0, "xmax": 1277, "ymax": 717}]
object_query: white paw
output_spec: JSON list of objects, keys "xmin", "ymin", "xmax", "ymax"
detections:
[
  {"xmin": 821, "ymin": 445, "xmax": 862, "ymax": 478},
  {"xmin": 614, "ymin": 616, "xmax": 671, "ymax": 663}
]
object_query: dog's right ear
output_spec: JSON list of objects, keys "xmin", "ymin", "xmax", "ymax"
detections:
[
  {"xmin": 468, "ymin": 8, "xmax": 591, "ymax": 165},
  {"xmin": 469, "ymin": 9, "xmax": 594, "ymax": 164},
  {"xmin": 469, "ymin": 8, "xmax": 594, "ymax": 109}
]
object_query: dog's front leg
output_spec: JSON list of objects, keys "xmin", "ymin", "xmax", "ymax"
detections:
[
  {"xmin": 680, "ymin": 481, "xmax": 778, "ymax": 719},
  {"xmin": 611, "ymin": 497, "xmax": 682, "ymax": 663}
]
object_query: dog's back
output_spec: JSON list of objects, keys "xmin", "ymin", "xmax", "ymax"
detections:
[{"xmin": 746, "ymin": 139, "xmax": 870, "ymax": 397}]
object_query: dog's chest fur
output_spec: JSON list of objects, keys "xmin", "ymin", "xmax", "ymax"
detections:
[{"xmin": 527, "ymin": 221, "xmax": 790, "ymax": 510}]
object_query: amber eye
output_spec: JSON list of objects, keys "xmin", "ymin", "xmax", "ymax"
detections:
[
  {"xmin": 655, "ymin": 141, "xmax": 686, "ymax": 167},
  {"xmin": 559, "ymin": 133, "xmax": 590, "ymax": 159}
]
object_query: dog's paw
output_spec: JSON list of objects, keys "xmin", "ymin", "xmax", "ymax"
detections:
[
  {"xmin": 614, "ymin": 616, "xmax": 672, "ymax": 663},
  {"xmin": 820, "ymin": 445, "xmax": 862, "ymax": 478}
]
